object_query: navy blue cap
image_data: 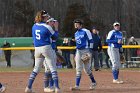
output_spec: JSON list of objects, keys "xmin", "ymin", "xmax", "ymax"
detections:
[
  {"xmin": 92, "ymin": 26, "xmax": 96, "ymax": 30},
  {"xmin": 74, "ymin": 19, "xmax": 83, "ymax": 24},
  {"xmin": 41, "ymin": 10, "xmax": 49, "ymax": 17}
]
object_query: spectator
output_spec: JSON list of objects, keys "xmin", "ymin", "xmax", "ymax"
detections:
[
  {"xmin": 128, "ymin": 36, "xmax": 139, "ymax": 61},
  {"xmin": 62, "ymin": 38, "xmax": 72, "ymax": 68},
  {"xmin": 98, "ymin": 50, "xmax": 103, "ymax": 68},
  {"xmin": 103, "ymin": 45, "xmax": 111, "ymax": 68},
  {"xmin": 103, "ymin": 34, "xmax": 111, "ymax": 68},
  {"xmin": 69, "ymin": 37, "xmax": 76, "ymax": 68},
  {"xmin": 2, "ymin": 40, "xmax": 12, "ymax": 67},
  {"xmin": 91, "ymin": 27, "xmax": 102, "ymax": 71}
]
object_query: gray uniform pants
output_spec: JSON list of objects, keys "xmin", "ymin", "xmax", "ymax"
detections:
[
  {"xmin": 107, "ymin": 47, "xmax": 121, "ymax": 70},
  {"xmin": 75, "ymin": 49, "xmax": 92, "ymax": 75}
]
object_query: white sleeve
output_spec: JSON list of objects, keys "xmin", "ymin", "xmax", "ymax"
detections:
[
  {"xmin": 84, "ymin": 29, "xmax": 92, "ymax": 40},
  {"xmin": 43, "ymin": 24, "xmax": 55, "ymax": 35},
  {"xmin": 107, "ymin": 30, "xmax": 114, "ymax": 39},
  {"xmin": 46, "ymin": 25, "xmax": 55, "ymax": 35}
]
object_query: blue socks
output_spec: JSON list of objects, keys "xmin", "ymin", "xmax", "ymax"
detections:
[
  {"xmin": 44, "ymin": 72, "xmax": 54, "ymax": 88},
  {"xmin": 28, "ymin": 71, "xmax": 37, "ymax": 89},
  {"xmin": 75, "ymin": 73, "xmax": 96, "ymax": 86},
  {"xmin": 44, "ymin": 72, "xmax": 50, "ymax": 88},
  {"xmin": 76, "ymin": 75, "xmax": 81, "ymax": 86},
  {"xmin": 28, "ymin": 71, "xmax": 59, "ymax": 89},
  {"xmin": 112, "ymin": 69, "xmax": 119, "ymax": 80},
  {"xmin": 89, "ymin": 73, "xmax": 96, "ymax": 83},
  {"xmin": 52, "ymin": 71, "xmax": 59, "ymax": 88},
  {"xmin": 49, "ymin": 74, "xmax": 54, "ymax": 88}
]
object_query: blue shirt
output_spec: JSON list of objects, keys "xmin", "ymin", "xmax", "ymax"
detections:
[
  {"xmin": 106, "ymin": 30, "xmax": 123, "ymax": 48},
  {"xmin": 32, "ymin": 22, "xmax": 58, "ymax": 47},
  {"xmin": 75, "ymin": 28, "xmax": 93, "ymax": 49}
]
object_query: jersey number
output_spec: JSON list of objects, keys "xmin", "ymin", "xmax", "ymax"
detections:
[
  {"xmin": 76, "ymin": 39, "xmax": 81, "ymax": 44},
  {"xmin": 35, "ymin": 30, "xmax": 41, "ymax": 40}
]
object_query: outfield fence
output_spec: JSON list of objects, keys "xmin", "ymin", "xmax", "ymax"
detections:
[
  {"xmin": 0, "ymin": 45, "xmax": 140, "ymax": 68},
  {"xmin": 0, "ymin": 45, "xmax": 140, "ymax": 50}
]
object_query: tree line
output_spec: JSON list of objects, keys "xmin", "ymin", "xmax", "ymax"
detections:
[{"xmin": 0, "ymin": 0, "xmax": 140, "ymax": 38}]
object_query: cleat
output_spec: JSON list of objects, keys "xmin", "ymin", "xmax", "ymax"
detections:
[
  {"xmin": 70, "ymin": 86, "xmax": 80, "ymax": 91},
  {"xmin": 0, "ymin": 85, "xmax": 6, "ymax": 93},
  {"xmin": 89, "ymin": 83, "xmax": 96, "ymax": 90},
  {"xmin": 44, "ymin": 87, "xmax": 55, "ymax": 92},
  {"xmin": 55, "ymin": 88, "xmax": 61, "ymax": 93},
  {"xmin": 25, "ymin": 87, "xmax": 32, "ymax": 93},
  {"xmin": 113, "ymin": 79, "xmax": 123, "ymax": 84},
  {"xmin": 95, "ymin": 69, "xmax": 100, "ymax": 71}
]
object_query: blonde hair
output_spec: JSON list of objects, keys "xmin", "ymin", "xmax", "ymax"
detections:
[{"xmin": 34, "ymin": 11, "xmax": 42, "ymax": 23}]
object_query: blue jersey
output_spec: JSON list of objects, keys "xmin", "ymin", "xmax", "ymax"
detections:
[
  {"xmin": 106, "ymin": 30, "xmax": 123, "ymax": 48},
  {"xmin": 32, "ymin": 22, "xmax": 58, "ymax": 47},
  {"xmin": 51, "ymin": 32, "xmax": 59, "ymax": 50},
  {"xmin": 51, "ymin": 39, "xmax": 57, "ymax": 50},
  {"xmin": 75, "ymin": 28, "xmax": 93, "ymax": 49}
]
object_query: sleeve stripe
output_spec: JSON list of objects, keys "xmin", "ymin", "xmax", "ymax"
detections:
[
  {"xmin": 83, "ymin": 28, "xmax": 92, "ymax": 40},
  {"xmin": 36, "ymin": 23, "xmax": 55, "ymax": 35},
  {"xmin": 107, "ymin": 30, "xmax": 114, "ymax": 39}
]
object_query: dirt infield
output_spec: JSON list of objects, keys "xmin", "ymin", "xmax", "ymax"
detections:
[{"xmin": 1, "ymin": 69, "xmax": 140, "ymax": 93}]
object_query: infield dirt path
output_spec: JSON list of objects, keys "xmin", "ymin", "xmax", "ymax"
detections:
[{"xmin": 0, "ymin": 69, "xmax": 140, "ymax": 93}]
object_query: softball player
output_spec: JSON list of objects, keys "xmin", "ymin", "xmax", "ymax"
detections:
[
  {"xmin": 106, "ymin": 22, "xmax": 123, "ymax": 84},
  {"xmin": 25, "ymin": 10, "xmax": 61, "ymax": 93},
  {"xmin": 43, "ymin": 18, "xmax": 58, "ymax": 92},
  {"xmin": 0, "ymin": 83, "xmax": 6, "ymax": 92},
  {"xmin": 71, "ymin": 19, "xmax": 96, "ymax": 90}
]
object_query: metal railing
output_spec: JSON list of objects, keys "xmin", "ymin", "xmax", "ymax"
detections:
[{"xmin": 0, "ymin": 45, "xmax": 140, "ymax": 50}]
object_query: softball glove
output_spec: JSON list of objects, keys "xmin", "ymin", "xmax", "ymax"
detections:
[{"xmin": 81, "ymin": 53, "xmax": 91, "ymax": 63}]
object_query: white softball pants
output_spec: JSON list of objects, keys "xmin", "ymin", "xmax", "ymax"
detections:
[{"xmin": 107, "ymin": 47, "xmax": 121, "ymax": 70}]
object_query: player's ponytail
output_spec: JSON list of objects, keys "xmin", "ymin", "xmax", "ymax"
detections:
[
  {"xmin": 34, "ymin": 10, "xmax": 49, "ymax": 23},
  {"xmin": 34, "ymin": 11, "xmax": 42, "ymax": 23}
]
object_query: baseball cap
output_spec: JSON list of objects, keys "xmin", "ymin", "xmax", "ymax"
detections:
[
  {"xmin": 74, "ymin": 19, "xmax": 83, "ymax": 24},
  {"xmin": 41, "ymin": 10, "xmax": 49, "ymax": 17},
  {"xmin": 131, "ymin": 36, "xmax": 134, "ymax": 39},
  {"xmin": 113, "ymin": 22, "xmax": 120, "ymax": 26},
  {"xmin": 92, "ymin": 26, "xmax": 96, "ymax": 30},
  {"xmin": 46, "ymin": 18, "xmax": 54, "ymax": 23}
]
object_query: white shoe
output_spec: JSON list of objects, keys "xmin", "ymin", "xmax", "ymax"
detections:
[
  {"xmin": 25, "ymin": 87, "xmax": 32, "ymax": 93},
  {"xmin": 0, "ymin": 85, "xmax": 6, "ymax": 93},
  {"xmin": 89, "ymin": 83, "xmax": 96, "ymax": 90},
  {"xmin": 55, "ymin": 88, "xmax": 61, "ymax": 93},
  {"xmin": 44, "ymin": 87, "xmax": 55, "ymax": 92},
  {"xmin": 113, "ymin": 79, "xmax": 123, "ymax": 84},
  {"xmin": 70, "ymin": 86, "xmax": 80, "ymax": 91}
]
